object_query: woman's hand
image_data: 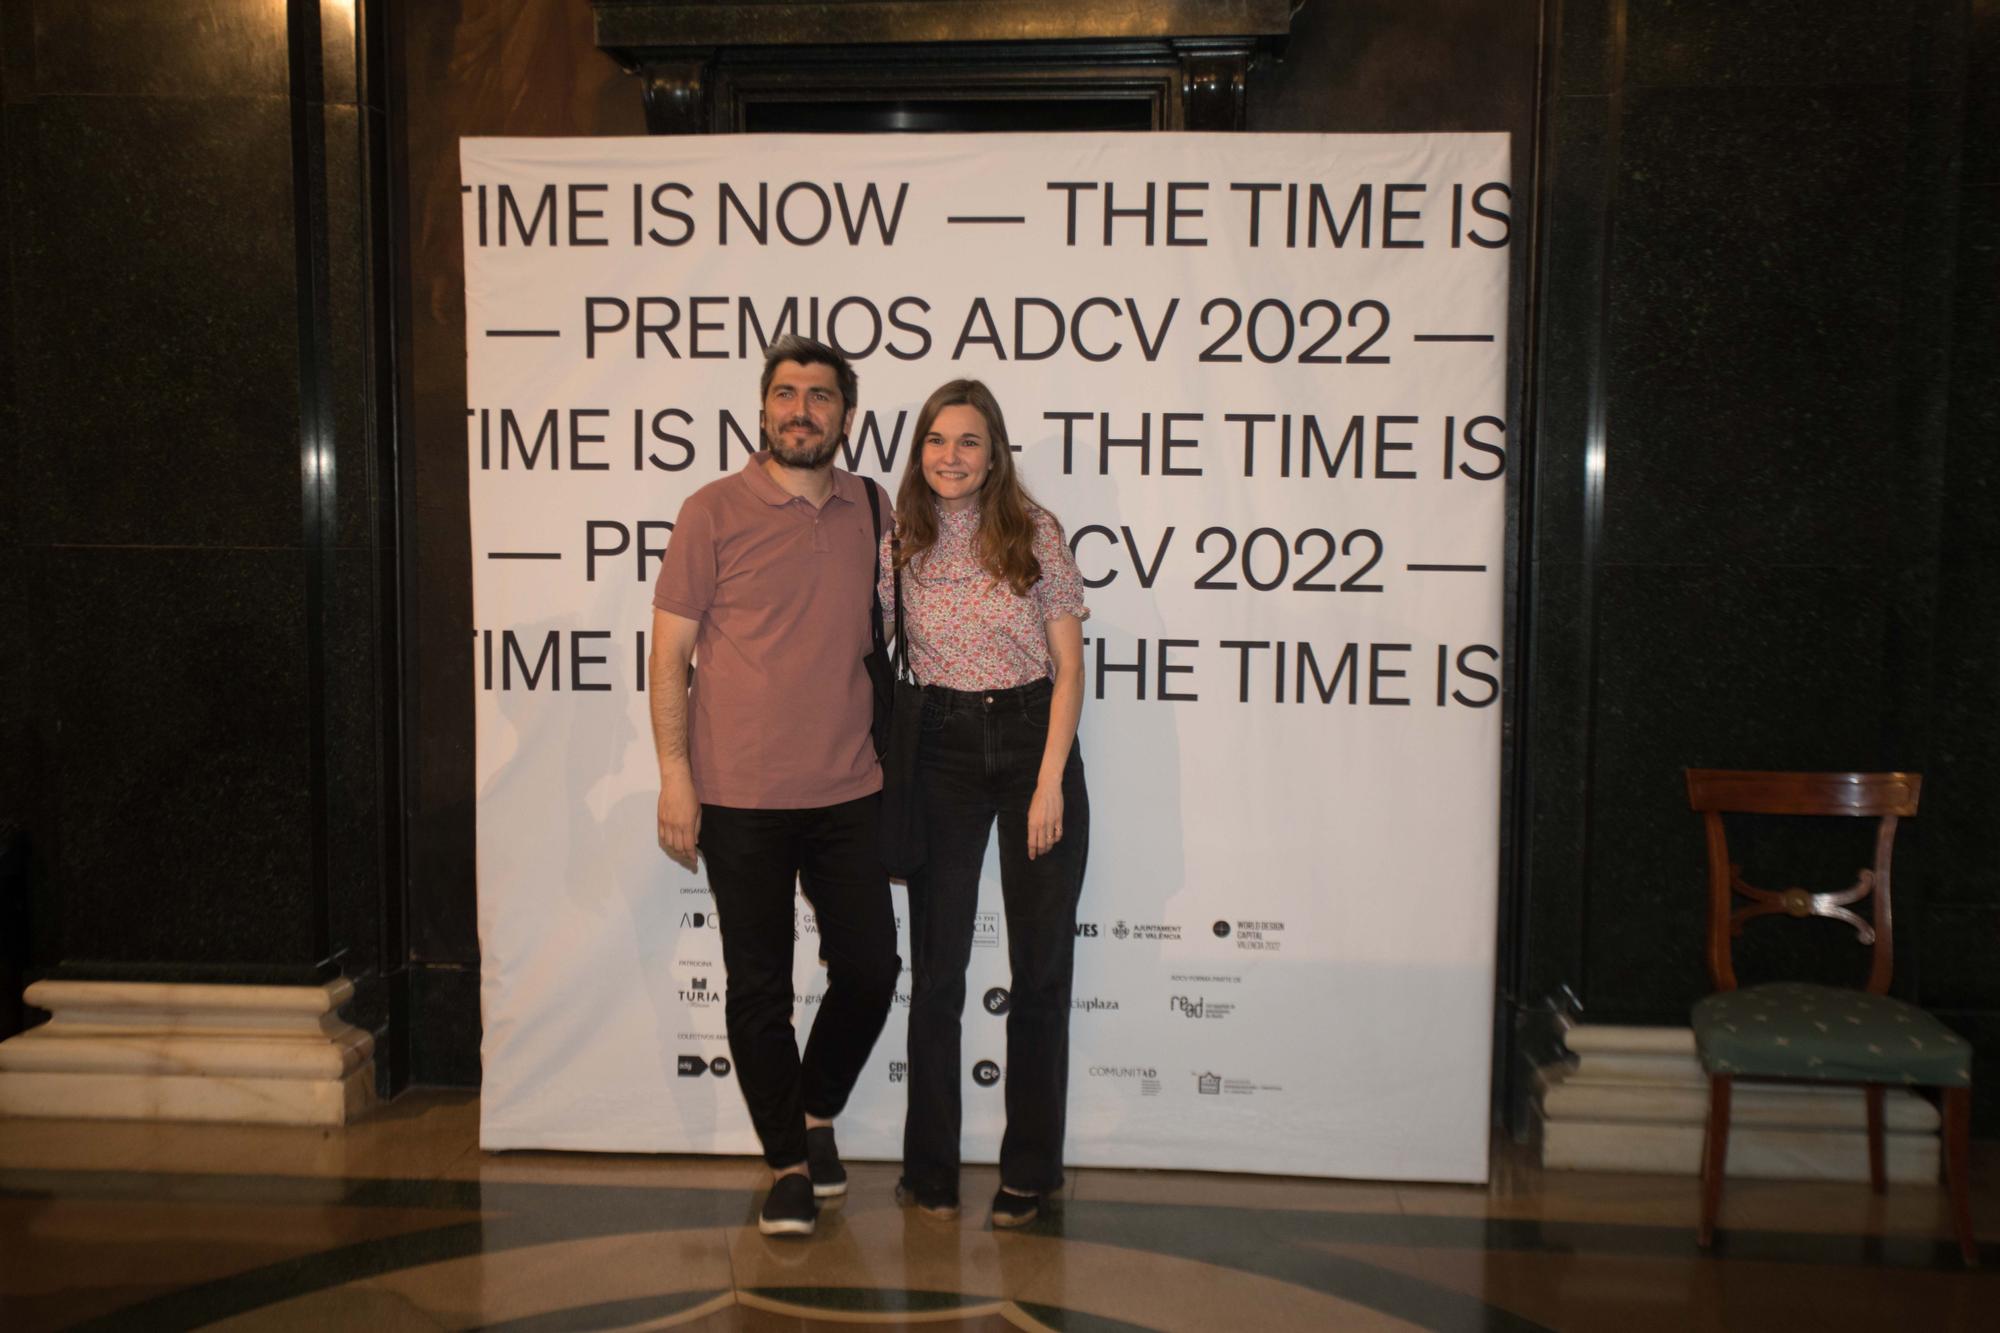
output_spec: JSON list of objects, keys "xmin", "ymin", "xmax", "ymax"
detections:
[{"xmin": 1028, "ymin": 781, "xmax": 1064, "ymax": 860}]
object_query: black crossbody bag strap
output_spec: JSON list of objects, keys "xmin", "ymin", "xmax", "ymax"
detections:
[
  {"xmin": 892, "ymin": 537, "xmax": 910, "ymax": 683},
  {"xmin": 865, "ymin": 479, "xmax": 887, "ymax": 657}
]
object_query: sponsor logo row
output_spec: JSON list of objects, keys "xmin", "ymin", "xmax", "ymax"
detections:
[
  {"xmin": 675, "ymin": 1054, "xmax": 1278, "ymax": 1098},
  {"xmin": 677, "ymin": 912, "xmax": 1288, "ymax": 953},
  {"xmin": 983, "ymin": 987, "xmax": 1228, "ymax": 1020},
  {"xmin": 672, "ymin": 978, "xmax": 1238, "ymax": 1021},
  {"xmin": 890, "ymin": 1062, "xmax": 1281, "ymax": 1098}
]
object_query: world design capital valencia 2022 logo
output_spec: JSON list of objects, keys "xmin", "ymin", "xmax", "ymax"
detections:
[{"xmin": 1213, "ymin": 918, "xmax": 1286, "ymax": 952}]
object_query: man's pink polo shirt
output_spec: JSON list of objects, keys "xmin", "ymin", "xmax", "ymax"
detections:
[{"xmin": 652, "ymin": 452, "xmax": 883, "ymax": 809}]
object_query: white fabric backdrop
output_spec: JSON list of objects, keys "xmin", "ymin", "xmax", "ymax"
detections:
[{"xmin": 464, "ymin": 132, "xmax": 1510, "ymax": 1181}]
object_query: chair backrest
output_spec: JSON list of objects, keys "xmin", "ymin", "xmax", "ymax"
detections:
[{"xmin": 1684, "ymin": 769, "xmax": 1921, "ymax": 994}]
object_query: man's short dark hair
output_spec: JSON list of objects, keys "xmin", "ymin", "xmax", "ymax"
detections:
[{"xmin": 759, "ymin": 334, "xmax": 858, "ymax": 414}]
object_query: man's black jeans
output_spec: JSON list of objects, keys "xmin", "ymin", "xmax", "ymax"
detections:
[
  {"xmin": 902, "ymin": 678, "xmax": 1090, "ymax": 1201},
  {"xmin": 700, "ymin": 793, "xmax": 900, "ymax": 1170}
]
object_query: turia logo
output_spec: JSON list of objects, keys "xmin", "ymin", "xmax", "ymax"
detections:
[
  {"xmin": 983, "ymin": 987, "xmax": 1011, "ymax": 1015},
  {"xmin": 678, "ymin": 976, "xmax": 719, "ymax": 1005},
  {"xmin": 972, "ymin": 1060, "xmax": 1002, "ymax": 1087}
]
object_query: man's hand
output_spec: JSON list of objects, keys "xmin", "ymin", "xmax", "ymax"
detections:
[
  {"xmin": 658, "ymin": 767, "xmax": 701, "ymax": 871},
  {"xmin": 648, "ymin": 609, "xmax": 703, "ymax": 872}
]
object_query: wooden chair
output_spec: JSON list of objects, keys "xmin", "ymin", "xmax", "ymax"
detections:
[{"xmin": 1685, "ymin": 769, "xmax": 1976, "ymax": 1265}]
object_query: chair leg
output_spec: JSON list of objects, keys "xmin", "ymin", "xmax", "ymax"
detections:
[
  {"xmin": 1699, "ymin": 1075, "xmax": 1732, "ymax": 1249},
  {"xmin": 1942, "ymin": 1087, "xmax": 1977, "ymax": 1267},
  {"xmin": 1865, "ymin": 1084, "xmax": 1886, "ymax": 1194}
]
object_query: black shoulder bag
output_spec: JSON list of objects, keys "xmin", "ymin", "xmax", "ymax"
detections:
[
  {"xmin": 863, "ymin": 481, "xmax": 893, "ymax": 758},
  {"xmin": 861, "ymin": 483, "xmax": 926, "ymax": 876}
]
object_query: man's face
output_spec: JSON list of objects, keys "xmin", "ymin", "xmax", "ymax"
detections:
[{"xmin": 760, "ymin": 360, "xmax": 854, "ymax": 470}]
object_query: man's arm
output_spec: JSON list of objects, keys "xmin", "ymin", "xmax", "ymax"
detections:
[{"xmin": 649, "ymin": 609, "xmax": 702, "ymax": 870}]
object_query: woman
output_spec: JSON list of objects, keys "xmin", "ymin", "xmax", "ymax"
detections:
[{"xmin": 879, "ymin": 379, "xmax": 1090, "ymax": 1227}]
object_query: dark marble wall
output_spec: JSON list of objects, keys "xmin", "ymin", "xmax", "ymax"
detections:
[
  {"xmin": 1, "ymin": 2, "xmax": 400, "ymax": 1052},
  {"xmin": 0, "ymin": 4, "xmax": 21, "ymax": 1036},
  {"xmin": 1927, "ymin": 0, "xmax": 2000, "ymax": 1108},
  {"xmin": 1520, "ymin": 0, "xmax": 1998, "ymax": 1128}
]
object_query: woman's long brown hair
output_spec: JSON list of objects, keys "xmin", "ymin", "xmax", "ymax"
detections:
[{"xmin": 892, "ymin": 380, "xmax": 1049, "ymax": 595}]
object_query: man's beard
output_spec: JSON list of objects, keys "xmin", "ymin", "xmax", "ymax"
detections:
[{"xmin": 764, "ymin": 419, "xmax": 842, "ymax": 470}]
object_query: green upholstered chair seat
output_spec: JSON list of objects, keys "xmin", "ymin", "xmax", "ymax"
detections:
[{"xmin": 1692, "ymin": 983, "xmax": 1971, "ymax": 1086}]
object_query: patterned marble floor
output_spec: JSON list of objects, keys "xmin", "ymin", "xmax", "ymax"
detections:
[{"xmin": 1, "ymin": 1091, "xmax": 1995, "ymax": 1331}]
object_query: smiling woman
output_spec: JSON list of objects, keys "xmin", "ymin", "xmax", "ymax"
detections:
[
  {"xmin": 921, "ymin": 403, "xmax": 994, "ymax": 511},
  {"xmin": 880, "ymin": 379, "xmax": 1091, "ymax": 1225}
]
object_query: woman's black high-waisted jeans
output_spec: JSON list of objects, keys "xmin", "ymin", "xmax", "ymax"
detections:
[{"xmin": 902, "ymin": 676, "xmax": 1090, "ymax": 1202}]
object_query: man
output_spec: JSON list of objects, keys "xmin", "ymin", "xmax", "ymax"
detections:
[{"xmin": 649, "ymin": 334, "xmax": 900, "ymax": 1237}]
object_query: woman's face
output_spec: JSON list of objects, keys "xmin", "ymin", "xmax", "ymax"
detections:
[{"xmin": 921, "ymin": 404, "xmax": 994, "ymax": 513}]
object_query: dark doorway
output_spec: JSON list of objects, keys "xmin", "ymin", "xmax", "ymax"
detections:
[{"xmin": 743, "ymin": 97, "xmax": 1154, "ymax": 134}]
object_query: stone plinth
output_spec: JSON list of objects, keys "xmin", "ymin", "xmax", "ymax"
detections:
[{"xmin": 0, "ymin": 979, "xmax": 374, "ymax": 1126}]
